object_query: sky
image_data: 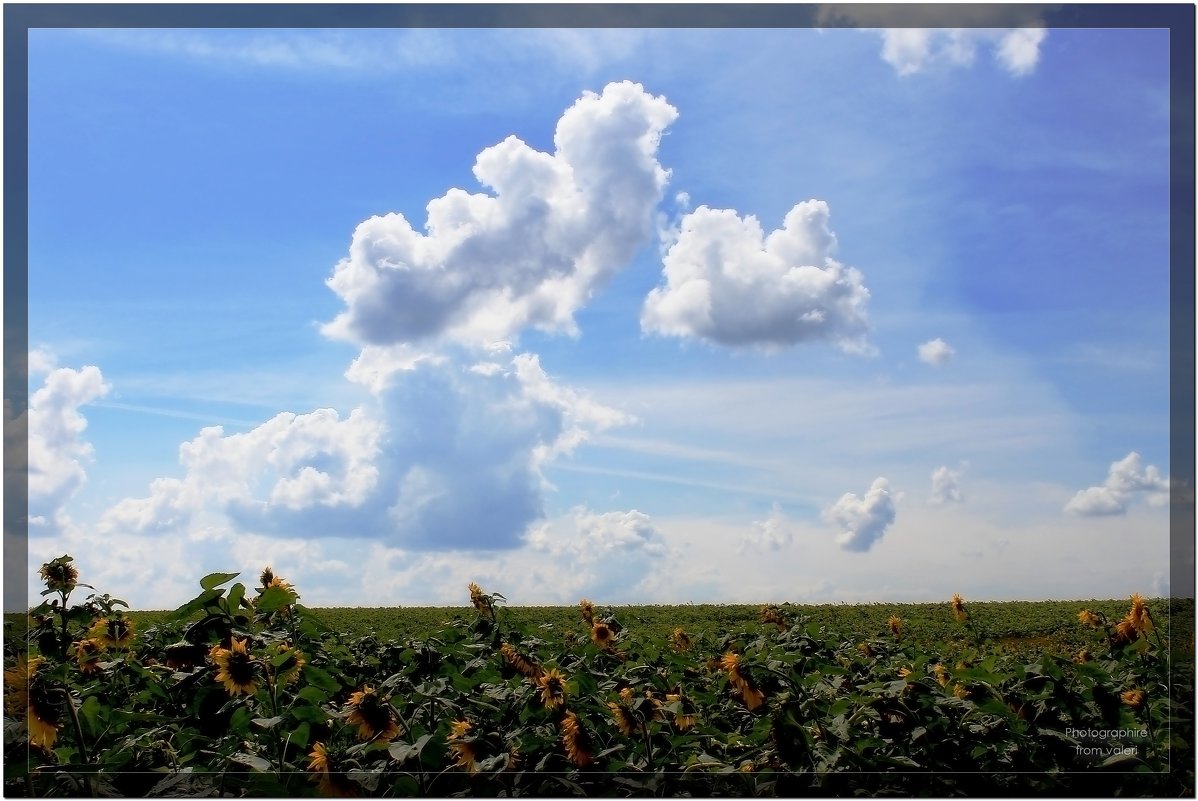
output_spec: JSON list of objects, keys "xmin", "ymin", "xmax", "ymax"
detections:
[{"xmin": 14, "ymin": 19, "xmax": 1180, "ymax": 610}]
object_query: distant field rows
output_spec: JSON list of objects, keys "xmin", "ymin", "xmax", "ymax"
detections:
[{"xmin": 102, "ymin": 597, "xmax": 1195, "ymax": 657}]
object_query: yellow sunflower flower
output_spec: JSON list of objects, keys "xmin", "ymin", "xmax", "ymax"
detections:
[
  {"xmin": 74, "ymin": 639, "xmax": 104, "ymax": 675},
  {"xmin": 267, "ymin": 642, "xmax": 305, "ymax": 685},
  {"xmin": 760, "ymin": 605, "xmax": 789, "ymax": 631},
  {"xmin": 1114, "ymin": 614, "xmax": 1139, "ymax": 645},
  {"xmin": 447, "ymin": 719, "xmax": 478, "ymax": 772},
  {"xmin": 932, "ymin": 663, "xmax": 950, "ymax": 687},
  {"xmin": 670, "ymin": 628, "xmax": 691, "ymax": 651},
  {"xmin": 38, "ymin": 557, "xmax": 79, "ymax": 593},
  {"xmin": 89, "ymin": 616, "xmax": 135, "ymax": 650},
  {"xmin": 666, "ymin": 692, "xmax": 698, "ymax": 731},
  {"xmin": 1121, "ymin": 689, "xmax": 1146, "ymax": 709},
  {"xmin": 210, "ymin": 637, "xmax": 258, "ymax": 696},
  {"xmin": 721, "ymin": 651, "xmax": 765, "ymax": 711},
  {"xmin": 950, "ymin": 593, "xmax": 968, "ymax": 623},
  {"xmin": 308, "ymin": 742, "xmax": 355, "ymax": 797},
  {"xmin": 538, "ymin": 668, "xmax": 568, "ymax": 710},
  {"xmin": 1077, "ymin": 609, "xmax": 1102, "ymax": 628},
  {"xmin": 579, "ymin": 599, "xmax": 595, "ymax": 626},
  {"xmin": 346, "ymin": 686, "xmax": 400, "ymax": 742},
  {"xmin": 560, "ymin": 711, "xmax": 592, "ymax": 767},
  {"xmin": 500, "ymin": 642, "xmax": 542, "ymax": 680},
  {"xmin": 608, "ymin": 701, "xmax": 636, "ymax": 736},
  {"xmin": 4, "ymin": 656, "xmax": 61, "ymax": 749},
  {"xmin": 888, "ymin": 615, "xmax": 903, "ymax": 637},
  {"xmin": 590, "ymin": 622, "xmax": 615, "ymax": 650},
  {"xmin": 1129, "ymin": 593, "xmax": 1153, "ymax": 635}
]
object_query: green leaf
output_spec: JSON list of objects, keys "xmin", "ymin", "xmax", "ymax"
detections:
[
  {"xmin": 255, "ymin": 585, "xmax": 295, "ymax": 613},
  {"xmin": 200, "ymin": 571, "xmax": 240, "ymax": 591},
  {"xmin": 226, "ymin": 583, "xmax": 246, "ymax": 614},
  {"xmin": 251, "ymin": 716, "xmax": 284, "ymax": 730},
  {"xmin": 304, "ymin": 665, "xmax": 341, "ymax": 692},
  {"xmin": 288, "ymin": 722, "xmax": 311, "ymax": 750},
  {"xmin": 289, "ymin": 703, "xmax": 329, "ymax": 725},
  {"xmin": 164, "ymin": 589, "xmax": 222, "ymax": 622},
  {"xmin": 228, "ymin": 752, "xmax": 272, "ymax": 772}
]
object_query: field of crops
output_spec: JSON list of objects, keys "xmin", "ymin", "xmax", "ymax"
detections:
[{"xmin": 4, "ymin": 555, "xmax": 1194, "ymax": 797}]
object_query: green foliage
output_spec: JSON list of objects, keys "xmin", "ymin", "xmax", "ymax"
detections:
[{"xmin": 4, "ymin": 558, "xmax": 1193, "ymax": 797}]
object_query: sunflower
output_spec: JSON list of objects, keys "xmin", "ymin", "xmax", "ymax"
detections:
[
  {"xmin": 1114, "ymin": 614, "xmax": 1139, "ymax": 645},
  {"xmin": 89, "ymin": 616, "xmax": 135, "ymax": 650},
  {"xmin": 560, "ymin": 711, "xmax": 592, "ymax": 767},
  {"xmin": 953, "ymin": 683, "xmax": 970, "ymax": 700},
  {"xmin": 260, "ymin": 566, "xmax": 276, "ymax": 587},
  {"xmin": 1121, "ymin": 689, "xmax": 1146, "ymax": 709},
  {"xmin": 1129, "ymin": 593, "xmax": 1154, "ymax": 635},
  {"xmin": 898, "ymin": 666, "xmax": 912, "ymax": 679},
  {"xmin": 537, "ymin": 668, "xmax": 568, "ymax": 710},
  {"xmin": 857, "ymin": 642, "xmax": 874, "ymax": 658},
  {"xmin": 468, "ymin": 582, "xmax": 488, "ymax": 613},
  {"xmin": 500, "ymin": 642, "xmax": 542, "ymax": 680},
  {"xmin": 346, "ymin": 686, "xmax": 401, "ymax": 742},
  {"xmin": 760, "ymin": 606, "xmax": 789, "ymax": 631},
  {"xmin": 887, "ymin": 615, "xmax": 903, "ymax": 637},
  {"xmin": 720, "ymin": 652, "xmax": 765, "ymax": 711},
  {"xmin": 590, "ymin": 622, "xmax": 615, "ymax": 650},
  {"xmin": 308, "ymin": 742, "xmax": 356, "ymax": 797},
  {"xmin": 618, "ymin": 686, "xmax": 635, "ymax": 704},
  {"xmin": 579, "ymin": 599, "xmax": 595, "ymax": 626},
  {"xmin": 1074, "ymin": 649, "xmax": 1093, "ymax": 664},
  {"xmin": 74, "ymin": 639, "xmax": 104, "ymax": 675},
  {"xmin": 950, "ymin": 593, "xmax": 968, "ymax": 624},
  {"xmin": 932, "ymin": 663, "xmax": 950, "ymax": 688},
  {"xmin": 670, "ymin": 628, "xmax": 691, "ymax": 652},
  {"xmin": 447, "ymin": 720, "xmax": 478, "ymax": 773},
  {"xmin": 608, "ymin": 701, "xmax": 636, "ymax": 736},
  {"xmin": 666, "ymin": 692, "xmax": 698, "ymax": 731},
  {"xmin": 38, "ymin": 557, "xmax": 79, "ymax": 594},
  {"xmin": 210, "ymin": 637, "xmax": 259, "ymax": 696},
  {"xmin": 1077, "ymin": 609, "xmax": 1102, "ymax": 628},
  {"xmin": 267, "ymin": 642, "xmax": 305, "ymax": 685},
  {"xmin": 5, "ymin": 656, "xmax": 61, "ymax": 749}
]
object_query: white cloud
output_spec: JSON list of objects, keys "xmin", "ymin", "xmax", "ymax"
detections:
[
  {"xmin": 27, "ymin": 365, "xmax": 111, "ymax": 536},
  {"xmin": 1065, "ymin": 451, "xmax": 1169, "ymax": 516},
  {"xmin": 322, "ymin": 81, "xmax": 677, "ymax": 351},
  {"xmin": 739, "ymin": 503, "xmax": 793, "ymax": 552},
  {"xmin": 877, "ymin": 28, "xmax": 1047, "ymax": 77},
  {"xmin": 823, "ymin": 477, "xmax": 896, "ymax": 552},
  {"xmin": 99, "ymin": 353, "xmax": 631, "ymax": 552},
  {"xmin": 641, "ymin": 201, "xmax": 872, "ymax": 351},
  {"xmin": 930, "ymin": 464, "xmax": 966, "ymax": 505},
  {"xmin": 918, "ymin": 337, "xmax": 956, "ymax": 366}
]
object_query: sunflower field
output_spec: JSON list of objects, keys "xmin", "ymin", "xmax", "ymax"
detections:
[{"xmin": 3, "ymin": 556, "xmax": 1194, "ymax": 797}]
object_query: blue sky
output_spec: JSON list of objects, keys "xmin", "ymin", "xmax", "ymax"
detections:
[{"xmin": 18, "ymin": 23, "xmax": 1175, "ymax": 610}]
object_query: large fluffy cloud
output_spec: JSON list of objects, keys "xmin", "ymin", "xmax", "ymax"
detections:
[
  {"xmin": 323, "ymin": 81, "xmax": 678, "ymax": 350},
  {"xmin": 100, "ymin": 353, "xmax": 631, "ymax": 551},
  {"xmin": 823, "ymin": 477, "xmax": 896, "ymax": 552},
  {"xmin": 27, "ymin": 363, "xmax": 110, "ymax": 535},
  {"xmin": 642, "ymin": 201, "xmax": 872, "ymax": 350},
  {"xmin": 1065, "ymin": 452, "xmax": 1169, "ymax": 516}
]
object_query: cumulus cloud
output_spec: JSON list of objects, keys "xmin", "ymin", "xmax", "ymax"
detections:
[
  {"xmin": 739, "ymin": 503, "xmax": 793, "ymax": 552},
  {"xmin": 823, "ymin": 477, "xmax": 896, "ymax": 552},
  {"xmin": 100, "ymin": 353, "xmax": 631, "ymax": 551},
  {"xmin": 1065, "ymin": 452, "xmax": 1169, "ymax": 516},
  {"xmin": 929, "ymin": 464, "xmax": 966, "ymax": 505},
  {"xmin": 525, "ymin": 506, "xmax": 667, "ymax": 599},
  {"xmin": 323, "ymin": 81, "xmax": 678, "ymax": 351},
  {"xmin": 642, "ymin": 201, "xmax": 872, "ymax": 351},
  {"xmin": 27, "ymin": 365, "xmax": 111, "ymax": 536},
  {"xmin": 877, "ymin": 28, "xmax": 1047, "ymax": 77},
  {"xmin": 918, "ymin": 338, "xmax": 955, "ymax": 366}
]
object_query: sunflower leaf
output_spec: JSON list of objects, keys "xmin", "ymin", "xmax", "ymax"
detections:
[{"xmin": 200, "ymin": 571, "xmax": 240, "ymax": 591}]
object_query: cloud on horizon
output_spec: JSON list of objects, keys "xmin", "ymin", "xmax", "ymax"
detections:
[{"xmin": 1064, "ymin": 451, "xmax": 1169, "ymax": 516}]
